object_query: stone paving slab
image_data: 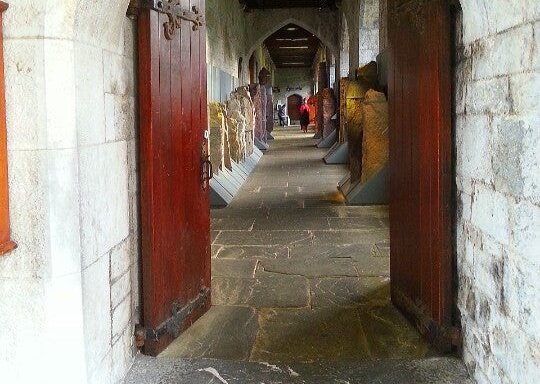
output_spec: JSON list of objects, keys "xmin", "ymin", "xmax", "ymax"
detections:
[
  {"xmin": 214, "ymin": 230, "xmax": 314, "ymax": 246},
  {"xmin": 250, "ymin": 307, "xmax": 371, "ymax": 362},
  {"xmin": 125, "ymin": 356, "xmax": 472, "ymax": 383},
  {"xmin": 358, "ymin": 305, "xmax": 434, "ymax": 359},
  {"xmin": 310, "ymin": 277, "xmax": 390, "ymax": 308},
  {"xmin": 212, "ymin": 276, "xmax": 310, "ymax": 308},
  {"xmin": 160, "ymin": 306, "xmax": 258, "ymax": 360},
  {"xmin": 212, "ymin": 245, "xmax": 290, "ymax": 259},
  {"xmin": 158, "ymin": 127, "xmax": 449, "ymax": 375},
  {"xmin": 211, "ymin": 259, "xmax": 258, "ymax": 278},
  {"xmin": 257, "ymin": 256, "xmax": 359, "ymax": 278}
]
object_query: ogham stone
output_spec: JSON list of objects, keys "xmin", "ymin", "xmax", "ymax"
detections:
[
  {"xmin": 221, "ymin": 104, "xmax": 233, "ymax": 171},
  {"xmin": 308, "ymin": 95, "xmax": 317, "ymax": 129},
  {"xmin": 339, "ymin": 78, "xmax": 350, "ymax": 144},
  {"xmin": 226, "ymin": 93, "xmax": 247, "ymax": 163},
  {"xmin": 315, "ymin": 91, "xmax": 324, "ymax": 138},
  {"xmin": 265, "ymin": 87, "xmax": 274, "ymax": 135},
  {"xmin": 345, "ymin": 81, "xmax": 365, "ymax": 184},
  {"xmin": 208, "ymin": 102, "xmax": 225, "ymax": 174},
  {"xmin": 321, "ymin": 88, "xmax": 336, "ymax": 139},
  {"xmin": 236, "ymin": 86, "xmax": 255, "ymax": 156},
  {"xmin": 249, "ymin": 84, "xmax": 267, "ymax": 144},
  {"xmin": 346, "ymin": 62, "xmax": 380, "ymax": 183},
  {"xmin": 360, "ymin": 90, "xmax": 389, "ymax": 184}
]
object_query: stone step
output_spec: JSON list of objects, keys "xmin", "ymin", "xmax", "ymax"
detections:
[{"xmin": 125, "ymin": 356, "xmax": 471, "ymax": 384}]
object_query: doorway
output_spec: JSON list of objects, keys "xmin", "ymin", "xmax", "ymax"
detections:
[
  {"xmin": 135, "ymin": 0, "xmax": 460, "ymax": 361},
  {"xmin": 287, "ymin": 94, "xmax": 303, "ymax": 121}
]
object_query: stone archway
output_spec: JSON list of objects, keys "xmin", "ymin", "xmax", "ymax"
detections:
[{"xmin": 245, "ymin": 17, "xmax": 337, "ymax": 60}]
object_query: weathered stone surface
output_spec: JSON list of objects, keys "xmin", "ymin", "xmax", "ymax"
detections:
[
  {"xmin": 226, "ymin": 95, "xmax": 247, "ymax": 163},
  {"xmin": 321, "ymin": 88, "xmax": 337, "ymax": 138},
  {"xmin": 251, "ymin": 307, "xmax": 370, "ymax": 362},
  {"xmin": 360, "ymin": 89, "xmax": 389, "ymax": 184},
  {"xmin": 236, "ymin": 86, "xmax": 256, "ymax": 156},
  {"xmin": 358, "ymin": 305, "xmax": 433, "ymax": 358},
  {"xmin": 258, "ymin": 257, "xmax": 359, "ymax": 278},
  {"xmin": 249, "ymin": 84, "xmax": 267, "ymax": 143},
  {"xmin": 211, "ymin": 259, "xmax": 258, "ymax": 278},
  {"xmin": 339, "ymin": 78, "xmax": 350, "ymax": 143},
  {"xmin": 212, "ymin": 245, "xmax": 289, "ymax": 260},
  {"xmin": 212, "ymin": 276, "xmax": 310, "ymax": 307},
  {"xmin": 160, "ymin": 306, "xmax": 258, "ymax": 360},
  {"xmin": 208, "ymin": 102, "xmax": 226, "ymax": 174},
  {"xmin": 266, "ymin": 87, "xmax": 274, "ymax": 134},
  {"xmin": 126, "ymin": 356, "xmax": 472, "ymax": 383},
  {"xmin": 310, "ymin": 276, "xmax": 390, "ymax": 308},
  {"xmin": 345, "ymin": 62, "xmax": 380, "ymax": 183}
]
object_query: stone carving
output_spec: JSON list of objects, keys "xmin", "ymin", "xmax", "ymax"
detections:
[
  {"xmin": 339, "ymin": 78, "xmax": 350, "ymax": 144},
  {"xmin": 208, "ymin": 102, "xmax": 229, "ymax": 174},
  {"xmin": 360, "ymin": 90, "xmax": 389, "ymax": 184},
  {"xmin": 321, "ymin": 88, "xmax": 336, "ymax": 139},
  {"xmin": 315, "ymin": 91, "xmax": 324, "ymax": 138},
  {"xmin": 236, "ymin": 86, "xmax": 255, "ymax": 156},
  {"xmin": 345, "ymin": 62, "xmax": 380, "ymax": 183},
  {"xmin": 307, "ymin": 95, "xmax": 318, "ymax": 128},
  {"xmin": 355, "ymin": 61, "xmax": 379, "ymax": 87},
  {"xmin": 249, "ymin": 84, "xmax": 267, "ymax": 143},
  {"xmin": 226, "ymin": 95, "xmax": 247, "ymax": 163},
  {"xmin": 266, "ymin": 86, "xmax": 274, "ymax": 135}
]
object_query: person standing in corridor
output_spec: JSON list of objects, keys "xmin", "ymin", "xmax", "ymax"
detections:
[{"xmin": 299, "ymin": 98, "xmax": 310, "ymax": 133}]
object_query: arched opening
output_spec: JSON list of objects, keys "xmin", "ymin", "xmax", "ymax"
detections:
[
  {"xmin": 287, "ymin": 94, "xmax": 303, "ymax": 121},
  {"xmin": 248, "ymin": 54, "xmax": 256, "ymax": 83}
]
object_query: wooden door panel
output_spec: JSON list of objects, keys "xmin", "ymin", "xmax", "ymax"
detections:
[
  {"xmin": 138, "ymin": 0, "xmax": 210, "ymax": 356},
  {"xmin": 388, "ymin": 0, "xmax": 454, "ymax": 350}
]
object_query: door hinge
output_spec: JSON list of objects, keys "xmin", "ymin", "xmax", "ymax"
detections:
[
  {"xmin": 138, "ymin": 0, "xmax": 205, "ymax": 40},
  {"xmin": 138, "ymin": 287, "xmax": 210, "ymax": 346}
]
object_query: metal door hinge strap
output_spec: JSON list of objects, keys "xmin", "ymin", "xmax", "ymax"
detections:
[
  {"xmin": 141, "ymin": 0, "xmax": 204, "ymax": 40},
  {"xmin": 145, "ymin": 287, "xmax": 210, "ymax": 343}
]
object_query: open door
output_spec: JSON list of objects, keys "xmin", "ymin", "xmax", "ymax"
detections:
[
  {"xmin": 388, "ymin": 0, "xmax": 455, "ymax": 350},
  {"xmin": 138, "ymin": 0, "xmax": 211, "ymax": 356}
]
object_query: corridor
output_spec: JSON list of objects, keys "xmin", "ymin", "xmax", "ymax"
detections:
[
  {"xmin": 164, "ymin": 126, "xmax": 428, "ymax": 361},
  {"xmin": 125, "ymin": 128, "xmax": 471, "ymax": 383}
]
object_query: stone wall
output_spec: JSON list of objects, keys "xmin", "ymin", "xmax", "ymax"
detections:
[
  {"xmin": 273, "ymin": 68, "xmax": 313, "ymax": 110},
  {"xmin": 338, "ymin": 0, "xmax": 380, "ymax": 78},
  {"xmin": 0, "ymin": 1, "xmax": 138, "ymax": 383},
  {"xmin": 206, "ymin": 0, "xmax": 248, "ymax": 79},
  {"xmin": 453, "ymin": 2, "xmax": 539, "ymax": 383}
]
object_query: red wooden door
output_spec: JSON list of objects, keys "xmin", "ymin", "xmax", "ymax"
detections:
[
  {"xmin": 388, "ymin": 0, "xmax": 455, "ymax": 350},
  {"xmin": 138, "ymin": 0, "xmax": 211, "ymax": 356}
]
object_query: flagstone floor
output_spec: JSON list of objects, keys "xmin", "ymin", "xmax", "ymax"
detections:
[
  {"xmin": 125, "ymin": 126, "xmax": 471, "ymax": 383},
  {"xmin": 161, "ymin": 127, "xmax": 431, "ymax": 362}
]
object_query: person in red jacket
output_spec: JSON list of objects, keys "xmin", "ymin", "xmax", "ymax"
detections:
[{"xmin": 299, "ymin": 99, "xmax": 310, "ymax": 133}]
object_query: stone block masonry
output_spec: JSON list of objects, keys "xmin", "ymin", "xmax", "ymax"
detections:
[{"xmin": 453, "ymin": 2, "xmax": 540, "ymax": 383}]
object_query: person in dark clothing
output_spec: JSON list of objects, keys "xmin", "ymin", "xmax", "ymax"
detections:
[
  {"xmin": 299, "ymin": 99, "xmax": 310, "ymax": 133},
  {"xmin": 278, "ymin": 104, "xmax": 286, "ymax": 126}
]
